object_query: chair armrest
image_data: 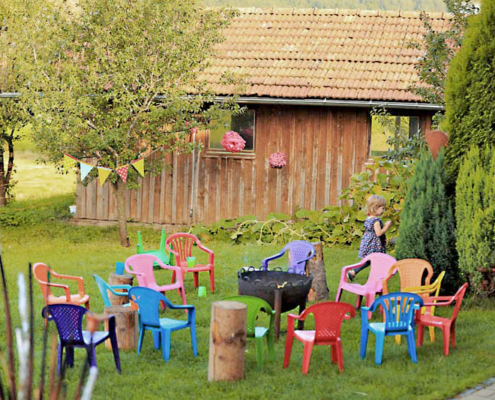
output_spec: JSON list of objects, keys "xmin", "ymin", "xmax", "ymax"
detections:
[
  {"xmin": 422, "ymin": 296, "xmax": 455, "ymax": 308},
  {"xmin": 45, "ymin": 282, "xmax": 72, "ymax": 302},
  {"xmin": 49, "ymin": 273, "xmax": 86, "ymax": 296},
  {"xmin": 108, "ymin": 284, "xmax": 132, "ymax": 296},
  {"xmin": 197, "ymin": 241, "xmax": 214, "ymax": 255},
  {"xmin": 169, "ymin": 304, "xmax": 195, "ymax": 311},
  {"xmin": 261, "ymin": 250, "xmax": 286, "ymax": 270}
]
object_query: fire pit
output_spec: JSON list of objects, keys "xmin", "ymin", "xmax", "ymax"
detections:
[{"xmin": 238, "ymin": 267, "xmax": 312, "ymax": 339}]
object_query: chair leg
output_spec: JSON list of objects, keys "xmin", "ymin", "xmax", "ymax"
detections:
[
  {"xmin": 429, "ymin": 326, "xmax": 435, "ymax": 343},
  {"xmin": 301, "ymin": 342, "xmax": 314, "ymax": 374},
  {"xmin": 57, "ymin": 343, "xmax": 63, "ymax": 376},
  {"xmin": 450, "ymin": 322, "xmax": 456, "ymax": 349},
  {"xmin": 137, "ymin": 328, "xmax": 145, "ymax": 355},
  {"xmin": 153, "ymin": 331, "xmax": 160, "ymax": 349},
  {"xmin": 193, "ymin": 272, "xmax": 199, "ymax": 288},
  {"xmin": 355, "ymin": 295, "xmax": 362, "ymax": 309},
  {"xmin": 85, "ymin": 301, "xmax": 90, "ymax": 310},
  {"xmin": 210, "ymin": 269, "xmax": 215, "ymax": 293},
  {"xmin": 190, "ymin": 325, "xmax": 198, "ymax": 357},
  {"xmin": 283, "ymin": 331, "xmax": 294, "ymax": 368},
  {"xmin": 171, "ymin": 271, "xmax": 176, "ymax": 285},
  {"xmin": 88, "ymin": 345, "xmax": 97, "ymax": 368},
  {"xmin": 441, "ymin": 327, "xmax": 450, "ymax": 356},
  {"xmin": 161, "ymin": 329, "xmax": 171, "ymax": 362},
  {"xmin": 395, "ymin": 335, "xmax": 402, "ymax": 345},
  {"xmin": 406, "ymin": 331, "xmax": 418, "ymax": 363},
  {"xmin": 330, "ymin": 344, "xmax": 338, "ymax": 364},
  {"xmin": 109, "ymin": 331, "xmax": 121, "ymax": 373},
  {"xmin": 180, "ymin": 286, "xmax": 187, "ymax": 306},
  {"xmin": 374, "ymin": 332, "xmax": 385, "ymax": 365},
  {"xmin": 255, "ymin": 335, "xmax": 264, "ymax": 370},
  {"xmin": 266, "ymin": 330, "xmax": 275, "ymax": 360},
  {"xmin": 360, "ymin": 327, "xmax": 369, "ymax": 359},
  {"xmin": 65, "ymin": 346, "xmax": 74, "ymax": 368},
  {"xmin": 336, "ymin": 341, "xmax": 344, "ymax": 372},
  {"xmin": 335, "ymin": 287, "xmax": 342, "ymax": 302},
  {"xmin": 416, "ymin": 324, "xmax": 425, "ymax": 347}
]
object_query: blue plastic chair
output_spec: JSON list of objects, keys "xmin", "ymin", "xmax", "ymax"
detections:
[
  {"xmin": 262, "ymin": 241, "xmax": 316, "ymax": 274},
  {"xmin": 360, "ymin": 292, "xmax": 423, "ymax": 365},
  {"xmin": 137, "ymin": 229, "xmax": 172, "ymax": 265},
  {"xmin": 128, "ymin": 286, "xmax": 197, "ymax": 362},
  {"xmin": 93, "ymin": 274, "xmax": 132, "ymax": 308}
]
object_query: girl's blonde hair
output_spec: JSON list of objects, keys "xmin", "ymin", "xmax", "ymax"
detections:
[{"xmin": 366, "ymin": 195, "xmax": 386, "ymax": 216}]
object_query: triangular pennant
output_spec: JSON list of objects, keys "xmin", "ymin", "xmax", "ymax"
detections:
[
  {"xmin": 79, "ymin": 162, "xmax": 93, "ymax": 181},
  {"xmin": 63, "ymin": 154, "xmax": 78, "ymax": 171},
  {"xmin": 116, "ymin": 165, "xmax": 129, "ymax": 183},
  {"xmin": 97, "ymin": 167, "xmax": 112, "ymax": 186},
  {"xmin": 131, "ymin": 158, "xmax": 145, "ymax": 177}
]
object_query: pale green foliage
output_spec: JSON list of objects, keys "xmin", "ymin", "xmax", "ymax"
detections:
[{"xmin": 456, "ymin": 146, "xmax": 495, "ymax": 293}]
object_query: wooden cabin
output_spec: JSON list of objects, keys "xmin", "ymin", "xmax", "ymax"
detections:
[{"xmin": 75, "ymin": 8, "xmax": 449, "ymax": 226}]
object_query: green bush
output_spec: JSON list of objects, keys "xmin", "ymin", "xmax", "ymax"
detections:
[
  {"xmin": 396, "ymin": 150, "xmax": 460, "ymax": 293},
  {"xmin": 444, "ymin": 0, "xmax": 495, "ymax": 180},
  {"xmin": 456, "ymin": 146, "xmax": 495, "ymax": 294}
]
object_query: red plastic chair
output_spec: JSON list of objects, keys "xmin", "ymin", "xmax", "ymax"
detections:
[
  {"xmin": 165, "ymin": 233, "xmax": 215, "ymax": 293},
  {"xmin": 33, "ymin": 263, "xmax": 90, "ymax": 309},
  {"xmin": 283, "ymin": 301, "xmax": 355, "ymax": 374},
  {"xmin": 124, "ymin": 254, "xmax": 187, "ymax": 306},
  {"xmin": 415, "ymin": 283, "xmax": 469, "ymax": 356}
]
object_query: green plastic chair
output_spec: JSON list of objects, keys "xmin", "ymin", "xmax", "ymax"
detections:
[
  {"xmin": 223, "ymin": 295, "xmax": 275, "ymax": 369},
  {"xmin": 137, "ymin": 229, "xmax": 173, "ymax": 265},
  {"xmin": 93, "ymin": 274, "xmax": 132, "ymax": 308}
]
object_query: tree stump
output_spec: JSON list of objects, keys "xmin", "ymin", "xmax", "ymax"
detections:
[
  {"xmin": 208, "ymin": 301, "xmax": 247, "ymax": 382},
  {"xmin": 104, "ymin": 305, "xmax": 138, "ymax": 350},
  {"xmin": 306, "ymin": 242, "xmax": 329, "ymax": 302},
  {"xmin": 108, "ymin": 273, "xmax": 133, "ymax": 306}
]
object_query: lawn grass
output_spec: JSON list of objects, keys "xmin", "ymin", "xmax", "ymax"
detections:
[{"xmin": 1, "ymin": 203, "xmax": 495, "ymax": 400}]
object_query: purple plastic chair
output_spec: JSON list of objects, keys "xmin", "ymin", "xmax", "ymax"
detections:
[
  {"xmin": 42, "ymin": 304, "xmax": 121, "ymax": 375},
  {"xmin": 262, "ymin": 241, "xmax": 316, "ymax": 275}
]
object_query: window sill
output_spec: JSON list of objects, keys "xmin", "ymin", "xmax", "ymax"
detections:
[{"xmin": 204, "ymin": 151, "xmax": 256, "ymax": 160}]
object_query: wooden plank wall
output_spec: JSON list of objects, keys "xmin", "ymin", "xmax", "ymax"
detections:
[{"xmin": 76, "ymin": 105, "xmax": 431, "ymax": 225}]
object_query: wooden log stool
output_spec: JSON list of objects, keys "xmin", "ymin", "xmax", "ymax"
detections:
[
  {"xmin": 104, "ymin": 305, "xmax": 139, "ymax": 350},
  {"xmin": 107, "ymin": 273, "xmax": 134, "ymax": 306},
  {"xmin": 305, "ymin": 242, "xmax": 329, "ymax": 302}
]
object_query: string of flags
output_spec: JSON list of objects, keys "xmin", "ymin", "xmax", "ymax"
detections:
[{"xmin": 63, "ymin": 153, "xmax": 145, "ymax": 186}]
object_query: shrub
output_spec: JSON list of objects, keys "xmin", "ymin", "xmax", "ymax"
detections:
[
  {"xmin": 396, "ymin": 150, "xmax": 460, "ymax": 293},
  {"xmin": 456, "ymin": 146, "xmax": 495, "ymax": 295}
]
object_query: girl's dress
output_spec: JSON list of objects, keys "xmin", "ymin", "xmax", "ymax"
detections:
[{"xmin": 358, "ymin": 217, "xmax": 386, "ymax": 259}]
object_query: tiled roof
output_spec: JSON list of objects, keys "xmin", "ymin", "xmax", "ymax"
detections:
[{"xmin": 199, "ymin": 8, "xmax": 451, "ymax": 103}]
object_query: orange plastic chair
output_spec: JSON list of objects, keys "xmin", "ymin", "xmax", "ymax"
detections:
[
  {"xmin": 165, "ymin": 233, "xmax": 215, "ymax": 293},
  {"xmin": 416, "ymin": 283, "xmax": 469, "ymax": 356},
  {"xmin": 382, "ymin": 259, "xmax": 434, "ymax": 295},
  {"xmin": 283, "ymin": 301, "xmax": 355, "ymax": 374},
  {"xmin": 32, "ymin": 263, "xmax": 90, "ymax": 309}
]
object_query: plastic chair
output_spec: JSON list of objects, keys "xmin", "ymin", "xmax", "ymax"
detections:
[
  {"xmin": 93, "ymin": 274, "xmax": 132, "ymax": 308},
  {"xmin": 416, "ymin": 283, "xmax": 469, "ymax": 356},
  {"xmin": 382, "ymin": 258, "xmax": 434, "ymax": 296},
  {"xmin": 262, "ymin": 241, "xmax": 315, "ymax": 275},
  {"xmin": 223, "ymin": 295, "xmax": 275, "ymax": 370},
  {"xmin": 42, "ymin": 304, "xmax": 120, "ymax": 375},
  {"xmin": 128, "ymin": 286, "xmax": 197, "ymax": 362},
  {"xmin": 137, "ymin": 228, "xmax": 171, "ymax": 265},
  {"xmin": 335, "ymin": 253, "xmax": 397, "ymax": 312},
  {"xmin": 33, "ymin": 263, "xmax": 90, "ymax": 309},
  {"xmin": 283, "ymin": 301, "xmax": 355, "ymax": 374},
  {"xmin": 125, "ymin": 254, "xmax": 187, "ymax": 306},
  {"xmin": 165, "ymin": 233, "xmax": 215, "ymax": 293},
  {"xmin": 360, "ymin": 292, "xmax": 423, "ymax": 365}
]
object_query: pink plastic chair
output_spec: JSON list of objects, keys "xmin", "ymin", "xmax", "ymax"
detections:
[
  {"xmin": 335, "ymin": 253, "xmax": 397, "ymax": 313},
  {"xmin": 165, "ymin": 233, "xmax": 215, "ymax": 293},
  {"xmin": 124, "ymin": 254, "xmax": 187, "ymax": 305}
]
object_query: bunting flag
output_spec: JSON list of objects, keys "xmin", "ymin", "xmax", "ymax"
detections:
[
  {"xmin": 116, "ymin": 165, "xmax": 129, "ymax": 183},
  {"xmin": 63, "ymin": 154, "xmax": 78, "ymax": 171},
  {"xmin": 97, "ymin": 167, "xmax": 112, "ymax": 186},
  {"xmin": 80, "ymin": 162, "xmax": 93, "ymax": 181},
  {"xmin": 131, "ymin": 157, "xmax": 145, "ymax": 177}
]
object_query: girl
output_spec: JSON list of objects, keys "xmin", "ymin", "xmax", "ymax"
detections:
[{"xmin": 347, "ymin": 194, "xmax": 392, "ymax": 281}]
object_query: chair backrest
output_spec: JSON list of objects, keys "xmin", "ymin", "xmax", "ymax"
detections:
[
  {"xmin": 222, "ymin": 295, "xmax": 274, "ymax": 337},
  {"xmin": 450, "ymin": 283, "xmax": 469, "ymax": 323},
  {"xmin": 125, "ymin": 254, "xmax": 162, "ymax": 287},
  {"xmin": 33, "ymin": 263, "xmax": 54, "ymax": 299},
  {"xmin": 284, "ymin": 241, "xmax": 316, "ymax": 274},
  {"xmin": 363, "ymin": 253, "xmax": 397, "ymax": 288},
  {"xmin": 373, "ymin": 292, "xmax": 423, "ymax": 333},
  {"xmin": 93, "ymin": 274, "xmax": 112, "ymax": 307},
  {"xmin": 404, "ymin": 271, "xmax": 446, "ymax": 303},
  {"xmin": 137, "ymin": 229, "xmax": 167, "ymax": 253},
  {"xmin": 165, "ymin": 233, "xmax": 198, "ymax": 264},
  {"xmin": 42, "ymin": 304, "xmax": 87, "ymax": 345},
  {"xmin": 128, "ymin": 286, "xmax": 172, "ymax": 328},
  {"xmin": 389, "ymin": 259, "xmax": 434, "ymax": 290},
  {"xmin": 305, "ymin": 302, "xmax": 355, "ymax": 343}
]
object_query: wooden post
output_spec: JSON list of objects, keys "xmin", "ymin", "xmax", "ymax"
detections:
[
  {"xmin": 108, "ymin": 273, "xmax": 133, "ymax": 306},
  {"xmin": 104, "ymin": 305, "xmax": 139, "ymax": 349},
  {"xmin": 208, "ymin": 301, "xmax": 247, "ymax": 382},
  {"xmin": 306, "ymin": 242, "xmax": 329, "ymax": 302}
]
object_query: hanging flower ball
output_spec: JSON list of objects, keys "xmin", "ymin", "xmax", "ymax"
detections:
[
  {"xmin": 221, "ymin": 131, "xmax": 246, "ymax": 153},
  {"xmin": 269, "ymin": 152, "xmax": 287, "ymax": 168}
]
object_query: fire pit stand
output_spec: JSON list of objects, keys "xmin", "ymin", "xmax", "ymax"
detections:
[{"xmin": 237, "ymin": 267, "xmax": 313, "ymax": 340}]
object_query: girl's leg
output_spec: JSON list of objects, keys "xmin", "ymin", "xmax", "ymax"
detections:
[{"xmin": 348, "ymin": 260, "xmax": 371, "ymax": 280}]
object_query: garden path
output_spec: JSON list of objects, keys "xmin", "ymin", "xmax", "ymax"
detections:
[{"xmin": 453, "ymin": 377, "xmax": 495, "ymax": 399}]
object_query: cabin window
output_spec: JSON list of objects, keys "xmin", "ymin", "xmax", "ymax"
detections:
[
  {"xmin": 208, "ymin": 109, "xmax": 255, "ymax": 153},
  {"xmin": 370, "ymin": 114, "xmax": 420, "ymax": 157}
]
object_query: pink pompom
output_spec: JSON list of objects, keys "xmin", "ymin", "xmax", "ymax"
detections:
[
  {"xmin": 269, "ymin": 152, "xmax": 287, "ymax": 168},
  {"xmin": 221, "ymin": 131, "xmax": 246, "ymax": 153}
]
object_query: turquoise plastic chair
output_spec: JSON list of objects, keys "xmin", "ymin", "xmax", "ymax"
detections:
[
  {"xmin": 137, "ymin": 229, "xmax": 172, "ymax": 265},
  {"xmin": 223, "ymin": 295, "xmax": 275, "ymax": 370},
  {"xmin": 128, "ymin": 286, "xmax": 197, "ymax": 362},
  {"xmin": 93, "ymin": 274, "xmax": 132, "ymax": 308},
  {"xmin": 360, "ymin": 292, "xmax": 423, "ymax": 365}
]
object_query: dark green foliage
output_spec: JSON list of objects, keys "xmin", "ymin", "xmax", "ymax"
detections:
[
  {"xmin": 444, "ymin": 0, "xmax": 495, "ymax": 179},
  {"xmin": 396, "ymin": 150, "xmax": 460, "ymax": 293},
  {"xmin": 455, "ymin": 146, "xmax": 495, "ymax": 294}
]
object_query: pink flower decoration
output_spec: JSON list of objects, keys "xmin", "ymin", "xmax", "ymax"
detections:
[
  {"xmin": 269, "ymin": 152, "xmax": 287, "ymax": 168},
  {"xmin": 221, "ymin": 131, "xmax": 246, "ymax": 153},
  {"xmin": 189, "ymin": 127, "xmax": 199, "ymax": 135}
]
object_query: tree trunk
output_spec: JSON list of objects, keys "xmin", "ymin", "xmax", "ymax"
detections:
[
  {"xmin": 108, "ymin": 273, "xmax": 133, "ymax": 306},
  {"xmin": 0, "ymin": 129, "xmax": 15, "ymax": 207},
  {"xmin": 104, "ymin": 305, "xmax": 138, "ymax": 349},
  {"xmin": 208, "ymin": 300, "xmax": 247, "ymax": 381},
  {"xmin": 306, "ymin": 242, "xmax": 329, "ymax": 302},
  {"xmin": 113, "ymin": 180, "xmax": 130, "ymax": 247}
]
